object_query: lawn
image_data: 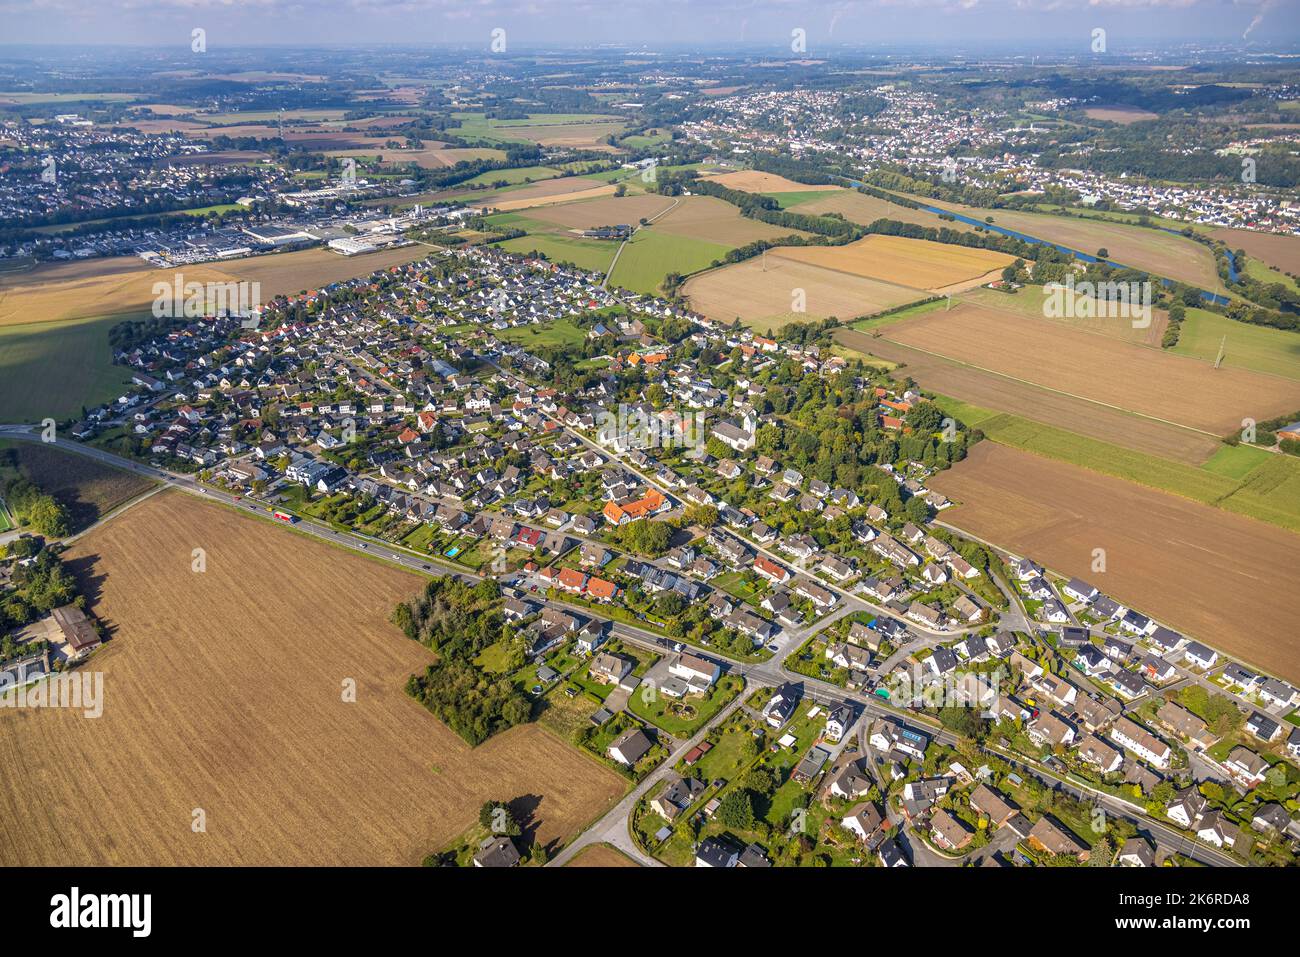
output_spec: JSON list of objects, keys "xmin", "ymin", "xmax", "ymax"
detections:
[
  {"xmin": 607, "ymin": 229, "xmax": 732, "ymax": 295},
  {"xmin": 686, "ymin": 713, "xmax": 762, "ymax": 782},
  {"xmin": 628, "ymin": 674, "xmax": 744, "ymax": 738},
  {"xmin": 711, "ymin": 569, "xmax": 769, "ymax": 607},
  {"xmin": 0, "ymin": 313, "xmax": 134, "ymax": 423},
  {"xmin": 494, "ymin": 317, "xmax": 589, "ymax": 350},
  {"xmin": 473, "ymin": 639, "xmax": 519, "ymax": 675}
]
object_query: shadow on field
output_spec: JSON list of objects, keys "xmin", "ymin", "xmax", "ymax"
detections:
[{"xmin": 508, "ymin": 793, "xmax": 549, "ymax": 854}]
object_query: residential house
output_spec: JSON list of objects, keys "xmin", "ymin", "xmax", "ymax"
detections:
[
  {"xmin": 608, "ymin": 728, "xmax": 655, "ymax": 767},
  {"xmin": 1224, "ymin": 746, "xmax": 1269, "ymax": 788},
  {"xmin": 694, "ymin": 836, "xmax": 740, "ymax": 868},
  {"xmin": 1027, "ymin": 816, "xmax": 1090, "ymax": 862},
  {"xmin": 1109, "ymin": 717, "xmax": 1172, "ymax": 769},
  {"xmin": 472, "ymin": 835, "xmax": 520, "ymax": 868},
  {"xmin": 1156, "ymin": 700, "xmax": 1217, "ymax": 750}
]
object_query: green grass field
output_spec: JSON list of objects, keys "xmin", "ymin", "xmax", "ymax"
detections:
[
  {"xmin": 495, "ymin": 233, "xmax": 618, "ymax": 275},
  {"xmin": 449, "ymin": 111, "xmax": 625, "ymax": 145},
  {"xmin": 0, "ymin": 91, "xmax": 140, "ymax": 105},
  {"xmin": 1201, "ymin": 443, "xmax": 1274, "ymax": 480},
  {"xmin": 849, "ymin": 296, "xmax": 946, "ymax": 331},
  {"xmin": 1172, "ymin": 307, "xmax": 1300, "ymax": 381},
  {"xmin": 494, "ymin": 318, "xmax": 589, "ymax": 350},
  {"xmin": 607, "ymin": 229, "xmax": 731, "ymax": 295},
  {"xmin": 1238, "ymin": 254, "xmax": 1295, "ymax": 287},
  {"xmin": 457, "ymin": 166, "xmax": 563, "ymax": 188},
  {"xmin": 619, "ymin": 128, "xmax": 673, "ymax": 148},
  {"xmin": 932, "ymin": 394, "xmax": 1300, "ymax": 533},
  {"xmin": 1221, "ymin": 454, "xmax": 1300, "ymax": 531},
  {"xmin": 765, "ymin": 191, "xmax": 831, "ymax": 208},
  {"xmin": 0, "ymin": 313, "xmax": 134, "ymax": 423}
]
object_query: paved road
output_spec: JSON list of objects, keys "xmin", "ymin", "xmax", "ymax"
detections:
[{"xmin": 0, "ymin": 425, "xmax": 478, "ymax": 583}]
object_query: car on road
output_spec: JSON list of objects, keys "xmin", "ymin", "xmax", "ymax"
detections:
[
  {"xmin": 767, "ymin": 644, "xmax": 779, "ymax": 652},
  {"xmin": 421, "ymin": 564, "xmax": 432, "ymax": 570},
  {"xmin": 358, "ymin": 543, "xmax": 368, "ymax": 549}
]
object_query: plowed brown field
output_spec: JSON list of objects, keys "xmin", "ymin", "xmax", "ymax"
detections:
[{"xmin": 0, "ymin": 493, "xmax": 623, "ymax": 865}]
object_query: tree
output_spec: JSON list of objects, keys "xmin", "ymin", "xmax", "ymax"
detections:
[
  {"xmin": 717, "ymin": 790, "xmax": 755, "ymax": 830},
  {"xmin": 478, "ymin": 800, "xmax": 522, "ymax": 836},
  {"xmin": 1096, "ymin": 248, "xmax": 1109, "ymax": 259},
  {"xmin": 682, "ymin": 503, "xmax": 718, "ymax": 528},
  {"xmin": 654, "ymin": 591, "xmax": 686, "ymax": 617},
  {"xmin": 742, "ymin": 767, "xmax": 775, "ymax": 796},
  {"xmin": 905, "ymin": 495, "xmax": 930, "ymax": 525}
]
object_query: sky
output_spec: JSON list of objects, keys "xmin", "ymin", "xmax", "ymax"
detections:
[{"xmin": 0, "ymin": 0, "xmax": 1296, "ymax": 50}]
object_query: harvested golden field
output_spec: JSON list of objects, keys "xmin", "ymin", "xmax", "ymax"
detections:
[
  {"xmin": 833, "ymin": 329, "xmax": 1223, "ymax": 464},
  {"xmin": 0, "ymin": 439, "xmax": 156, "ymax": 532},
  {"xmin": 931, "ymin": 442, "xmax": 1300, "ymax": 685},
  {"xmin": 927, "ymin": 199, "xmax": 1223, "ymax": 291},
  {"xmin": 1209, "ymin": 227, "xmax": 1300, "ymax": 275},
  {"xmin": 525, "ymin": 194, "xmax": 678, "ymax": 230},
  {"xmin": 772, "ymin": 235, "xmax": 1015, "ymax": 291},
  {"xmin": 523, "ymin": 122, "xmax": 626, "ymax": 149},
  {"xmin": 955, "ymin": 286, "xmax": 1171, "ymax": 347},
  {"xmin": 118, "ymin": 117, "xmax": 210, "ymax": 134},
  {"xmin": 796, "ymin": 188, "xmax": 978, "ymax": 235},
  {"xmin": 0, "ymin": 246, "xmax": 428, "ymax": 327},
  {"xmin": 0, "ymin": 257, "xmax": 232, "ymax": 326},
  {"xmin": 491, "ymin": 184, "xmax": 618, "ymax": 212},
  {"xmin": 0, "ymin": 493, "xmax": 623, "ymax": 865},
  {"xmin": 685, "ymin": 255, "xmax": 921, "ymax": 332},
  {"xmin": 649, "ymin": 195, "xmax": 811, "ymax": 245},
  {"xmin": 707, "ymin": 170, "xmax": 842, "ymax": 193},
  {"xmin": 882, "ymin": 303, "xmax": 1300, "ymax": 434},
  {"xmin": 567, "ymin": 844, "xmax": 640, "ymax": 867},
  {"xmin": 324, "ymin": 146, "xmax": 501, "ymax": 169},
  {"xmin": 215, "ymin": 245, "xmax": 428, "ymax": 295},
  {"xmin": 1084, "ymin": 106, "xmax": 1159, "ymax": 124}
]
